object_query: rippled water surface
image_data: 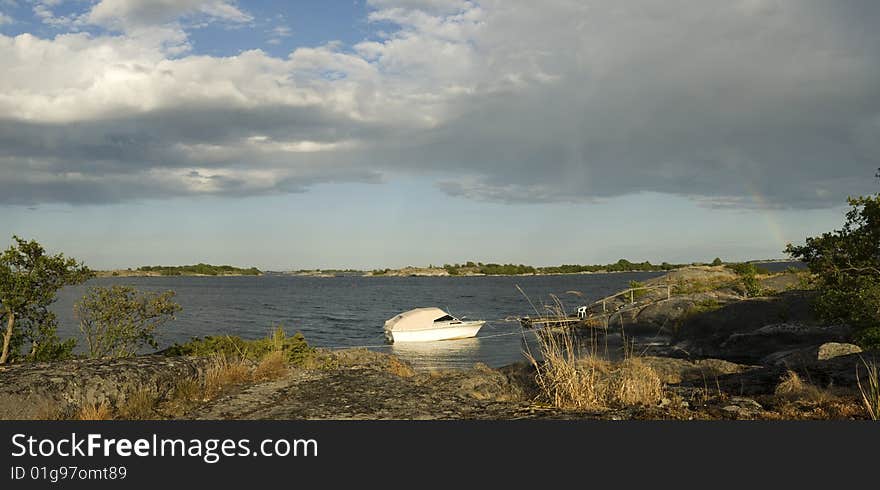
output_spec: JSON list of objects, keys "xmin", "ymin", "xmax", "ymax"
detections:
[{"xmin": 52, "ymin": 272, "xmax": 667, "ymax": 369}]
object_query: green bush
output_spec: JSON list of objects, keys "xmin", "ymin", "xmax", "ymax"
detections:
[
  {"xmin": 628, "ymin": 280, "xmax": 648, "ymax": 300},
  {"xmin": 726, "ymin": 263, "xmax": 763, "ymax": 297},
  {"xmin": 76, "ymin": 286, "xmax": 181, "ymax": 358},
  {"xmin": 787, "ymin": 193, "xmax": 880, "ymax": 349},
  {"xmin": 166, "ymin": 326, "xmax": 315, "ymax": 366},
  {"xmin": 727, "ymin": 262, "xmax": 757, "ymax": 276}
]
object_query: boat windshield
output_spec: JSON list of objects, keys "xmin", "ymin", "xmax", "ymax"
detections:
[{"xmin": 433, "ymin": 315, "xmax": 456, "ymax": 322}]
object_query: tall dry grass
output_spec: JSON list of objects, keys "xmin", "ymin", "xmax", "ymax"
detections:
[
  {"xmin": 117, "ymin": 389, "xmax": 158, "ymax": 420},
  {"xmin": 774, "ymin": 370, "xmax": 834, "ymax": 403},
  {"xmin": 609, "ymin": 358, "xmax": 664, "ymax": 406},
  {"xmin": 253, "ymin": 350, "xmax": 288, "ymax": 381},
  {"xmin": 78, "ymin": 401, "xmax": 112, "ymax": 420},
  {"xmin": 526, "ymin": 326, "xmax": 663, "ymax": 411},
  {"xmin": 857, "ymin": 357, "xmax": 880, "ymax": 420},
  {"xmin": 204, "ymin": 355, "xmax": 253, "ymax": 398}
]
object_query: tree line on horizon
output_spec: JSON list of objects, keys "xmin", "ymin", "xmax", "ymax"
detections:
[
  {"xmin": 370, "ymin": 258, "xmax": 750, "ymax": 276},
  {"xmin": 137, "ymin": 264, "xmax": 261, "ymax": 276},
  {"xmin": 435, "ymin": 259, "xmax": 689, "ymax": 276}
]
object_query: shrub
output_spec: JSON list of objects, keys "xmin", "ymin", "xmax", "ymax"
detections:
[
  {"xmin": 166, "ymin": 326, "xmax": 315, "ymax": 366},
  {"xmin": 726, "ymin": 263, "xmax": 763, "ymax": 297},
  {"xmin": 786, "ymin": 194, "xmax": 880, "ymax": 348},
  {"xmin": 628, "ymin": 280, "xmax": 648, "ymax": 300},
  {"xmin": 76, "ymin": 286, "xmax": 181, "ymax": 358}
]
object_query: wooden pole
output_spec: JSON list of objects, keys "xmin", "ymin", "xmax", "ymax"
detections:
[{"xmin": 630, "ymin": 290, "xmax": 634, "ymax": 303}]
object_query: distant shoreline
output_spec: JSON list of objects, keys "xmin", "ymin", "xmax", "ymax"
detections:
[
  {"xmin": 94, "ymin": 270, "xmax": 264, "ymax": 278},
  {"xmin": 95, "ymin": 259, "xmax": 800, "ymax": 278}
]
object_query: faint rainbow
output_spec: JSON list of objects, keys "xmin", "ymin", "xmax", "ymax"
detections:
[{"xmin": 742, "ymin": 178, "xmax": 788, "ymax": 253}]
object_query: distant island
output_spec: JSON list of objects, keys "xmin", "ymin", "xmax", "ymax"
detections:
[
  {"xmin": 94, "ymin": 258, "xmax": 795, "ymax": 278},
  {"xmin": 291, "ymin": 258, "xmax": 786, "ymax": 277},
  {"xmin": 367, "ymin": 259, "xmax": 684, "ymax": 277},
  {"xmin": 96, "ymin": 263, "xmax": 262, "ymax": 277}
]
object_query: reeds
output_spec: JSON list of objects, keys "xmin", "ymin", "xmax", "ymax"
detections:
[
  {"xmin": 526, "ymin": 325, "xmax": 663, "ymax": 411},
  {"xmin": 78, "ymin": 401, "xmax": 111, "ymax": 420},
  {"xmin": 204, "ymin": 355, "xmax": 253, "ymax": 397},
  {"xmin": 857, "ymin": 357, "xmax": 880, "ymax": 420}
]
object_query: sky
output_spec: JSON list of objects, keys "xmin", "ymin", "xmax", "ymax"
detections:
[{"xmin": 0, "ymin": 0, "xmax": 878, "ymax": 270}]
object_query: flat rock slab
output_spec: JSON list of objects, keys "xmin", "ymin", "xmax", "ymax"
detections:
[
  {"xmin": 679, "ymin": 351, "xmax": 880, "ymax": 396},
  {"xmin": 189, "ymin": 365, "xmax": 534, "ymax": 420},
  {"xmin": 0, "ymin": 355, "xmax": 210, "ymax": 419}
]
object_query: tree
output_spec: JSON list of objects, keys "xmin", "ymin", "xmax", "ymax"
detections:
[
  {"xmin": 75, "ymin": 286, "xmax": 182, "ymax": 358},
  {"xmin": 0, "ymin": 236, "xmax": 91, "ymax": 364},
  {"xmin": 711, "ymin": 257, "xmax": 723, "ymax": 266},
  {"xmin": 786, "ymin": 194, "xmax": 880, "ymax": 347}
]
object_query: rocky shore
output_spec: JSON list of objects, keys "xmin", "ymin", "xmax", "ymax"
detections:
[{"xmin": 1, "ymin": 266, "xmax": 877, "ymax": 420}]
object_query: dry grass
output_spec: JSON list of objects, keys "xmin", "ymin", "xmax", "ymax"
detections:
[
  {"xmin": 772, "ymin": 399, "xmax": 866, "ymax": 420},
  {"xmin": 117, "ymin": 389, "xmax": 158, "ymax": 420},
  {"xmin": 774, "ymin": 370, "xmax": 834, "ymax": 403},
  {"xmin": 204, "ymin": 347, "xmax": 293, "ymax": 397},
  {"xmin": 78, "ymin": 401, "xmax": 112, "ymax": 420},
  {"xmin": 857, "ymin": 357, "xmax": 880, "ymax": 420},
  {"xmin": 529, "ymin": 327, "xmax": 602, "ymax": 409},
  {"xmin": 253, "ymin": 350, "xmax": 288, "ymax": 381},
  {"xmin": 607, "ymin": 358, "xmax": 664, "ymax": 406},
  {"xmin": 173, "ymin": 378, "xmax": 204, "ymax": 402},
  {"xmin": 386, "ymin": 356, "xmax": 415, "ymax": 377},
  {"xmin": 204, "ymin": 355, "xmax": 253, "ymax": 397},
  {"xmin": 527, "ymin": 327, "xmax": 664, "ymax": 410},
  {"xmin": 35, "ymin": 344, "xmax": 297, "ymax": 421},
  {"xmin": 160, "ymin": 347, "xmax": 294, "ymax": 417}
]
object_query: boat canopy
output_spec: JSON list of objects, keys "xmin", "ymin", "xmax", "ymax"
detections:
[{"xmin": 384, "ymin": 307, "xmax": 456, "ymax": 332}]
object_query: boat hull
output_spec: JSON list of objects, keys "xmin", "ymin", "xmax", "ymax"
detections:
[{"xmin": 385, "ymin": 321, "xmax": 484, "ymax": 343}]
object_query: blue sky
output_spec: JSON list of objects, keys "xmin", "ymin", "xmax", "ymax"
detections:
[{"xmin": 0, "ymin": 1, "xmax": 877, "ymax": 269}]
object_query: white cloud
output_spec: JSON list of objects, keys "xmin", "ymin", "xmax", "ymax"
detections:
[
  {"xmin": 0, "ymin": 12, "xmax": 12, "ymax": 25},
  {"xmin": 0, "ymin": 0, "xmax": 878, "ymax": 207},
  {"xmin": 267, "ymin": 24, "xmax": 291, "ymax": 45},
  {"xmin": 87, "ymin": 0, "xmax": 252, "ymax": 30}
]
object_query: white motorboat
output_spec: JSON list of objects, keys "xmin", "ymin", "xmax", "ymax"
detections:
[{"xmin": 384, "ymin": 307, "xmax": 485, "ymax": 343}]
